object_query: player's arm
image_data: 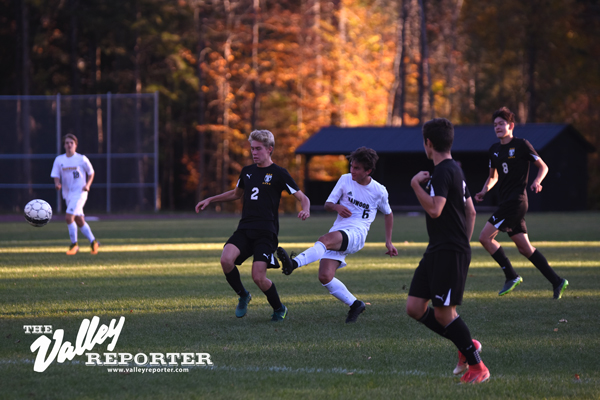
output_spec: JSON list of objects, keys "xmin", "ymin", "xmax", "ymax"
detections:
[
  {"xmin": 475, "ymin": 167, "xmax": 498, "ymax": 202},
  {"xmin": 53, "ymin": 177, "xmax": 61, "ymax": 191},
  {"xmin": 464, "ymin": 197, "xmax": 476, "ymax": 241},
  {"xmin": 411, "ymin": 171, "xmax": 446, "ymax": 218},
  {"xmin": 293, "ymin": 190, "xmax": 311, "ymax": 220},
  {"xmin": 324, "ymin": 201, "xmax": 352, "ymax": 218},
  {"xmin": 530, "ymin": 158, "xmax": 548, "ymax": 193},
  {"xmin": 195, "ymin": 187, "xmax": 243, "ymax": 212},
  {"xmin": 383, "ymin": 212, "xmax": 398, "ymax": 257},
  {"xmin": 83, "ymin": 172, "xmax": 95, "ymax": 192}
]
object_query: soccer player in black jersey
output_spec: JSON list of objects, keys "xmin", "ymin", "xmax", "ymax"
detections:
[
  {"xmin": 475, "ymin": 107, "xmax": 568, "ymax": 299},
  {"xmin": 195, "ymin": 130, "xmax": 311, "ymax": 322},
  {"xmin": 407, "ymin": 118, "xmax": 490, "ymax": 384}
]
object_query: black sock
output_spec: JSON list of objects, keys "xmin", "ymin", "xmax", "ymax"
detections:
[
  {"xmin": 444, "ymin": 316, "xmax": 481, "ymax": 365},
  {"xmin": 529, "ymin": 250, "xmax": 561, "ymax": 286},
  {"xmin": 417, "ymin": 307, "xmax": 446, "ymax": 336},
  {"xmin": 492, "ymin": 247, "xmax": 519, "ymax": 280},
  {"xmin": 263, "ymin": 282, "xmax": 283, "ymax": 310},
  {"xmin": 224, "ymin": 266, "xmax": 248, "ymax": 297}
]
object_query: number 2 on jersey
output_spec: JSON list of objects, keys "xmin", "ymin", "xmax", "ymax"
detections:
[{"xmin": 251, "ymin": 187, "xmax": 259, "ymax": 200}]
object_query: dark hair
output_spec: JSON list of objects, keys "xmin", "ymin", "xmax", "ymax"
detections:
[
  {"xmin": 422, "ymin": 118, "xmax": 454, "ymax": 153},
  {"xmin": 63, "ymin": 133, "xmax": 78, "ymax": 145},
  {"xmin": 492, "ymin": 107, "xmax": 515, "ymax": 124},
  {"xmin": 347, "ymin": 147, "xmax": 378, "ymax": 175}
]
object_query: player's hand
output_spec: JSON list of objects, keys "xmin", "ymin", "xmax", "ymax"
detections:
[
  {"xmin": 474, "ymin": 191, "xmax": 486, "ymax": 202},
  {"xmin": 195, "ymin": 199, "xmax": 210, "ymax": 213},
  {"xmin": 336, "ymin": 205, "xmax": 352, "ymax": 218},
  {"xmin": 385, "ymin": 243, "xmax": 398, "ymax": 257},
  {"xmin": 82, "ymin": 185, "xmax": 90, "ymax": 192},
  {"xmin": 411, "ymin": 171, "xmax": 430, "ymax": 186},
  {"xmin": 530, "ymin": 181, "xmax": 543, "ymax": 193},
  {"xmin": 55, "ymin": 183, "xmax": 61, "ymax": 191},
  {"xmin": 297, "ymin": 210, "xmax": 310, "ymax": 220}
]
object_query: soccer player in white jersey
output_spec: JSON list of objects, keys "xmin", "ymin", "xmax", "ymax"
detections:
[
  {"xmin": 277, "ymin": 147, "xmax": 398, "ymax": 323},
  {"xmin": 50, "ymin": 134, "xmax": 99, "ymax": 255}
]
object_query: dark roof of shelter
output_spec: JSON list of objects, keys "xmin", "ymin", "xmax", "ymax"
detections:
[{"xmin": 295, "ymin": 124, "xmax": 595, "ymax": 155}]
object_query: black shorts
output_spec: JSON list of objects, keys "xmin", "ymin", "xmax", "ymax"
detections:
[
  {"xmin": 408, "ymin": 250, "xmax": 471, "ymax": 306},
  {"xmin": 225, "ymin": 229, "xmax": 279, "ymax": 267},
  {"xmin": 488, "ymin": 200, "xmax": 528, "ymax": 237}
]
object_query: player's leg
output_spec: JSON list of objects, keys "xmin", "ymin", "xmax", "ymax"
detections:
[
  {"xmin": 480, "ymin": 221, "xmax": 521, "ymax": 295},
  {"xmin": 221, "ymin": 239, "xmax": 252, "ymax": 317},
  {"xmin": 251, "ymin": 261, "xmax": 287, "ymax": 321},
  {"xmin": 510, "ymin": 232, "xmax": 567, "ymax": 298},
  {"xmin": 277, "ymin": 230, "xmax": 346, "ymax": 275},
  {"xmin": 318, "ymin": 258, "xmax": 365, "ymax": 323},
  {"xmin": 407, "ymin": 255, "xmax": 447, "ymax": 335},
  {"xmin": 65, "ymin": 211, "xmax": 79, "ymax": 255}
]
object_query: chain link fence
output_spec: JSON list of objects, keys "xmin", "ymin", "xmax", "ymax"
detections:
[{"xmin": 0, "ymin": 93, "xmax": 159, "ymax": 214}]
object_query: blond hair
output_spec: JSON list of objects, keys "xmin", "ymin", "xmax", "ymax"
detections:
[{"xmin": 248, "ymin": 130, "xmax": 275, "ymax": 154}]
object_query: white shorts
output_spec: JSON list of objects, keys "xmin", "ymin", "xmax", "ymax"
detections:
[
  {"xmin": 65, "ymin": 192, "xmax": 88, "ymax": 216},
  {"xmin": 322, "ymin": 228, "xmax": 367, "ymax": 269}
]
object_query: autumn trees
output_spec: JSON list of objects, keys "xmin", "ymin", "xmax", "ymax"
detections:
[{"xmin": 1, "ymin": 0, "xmax": 599, "ymax": 209}]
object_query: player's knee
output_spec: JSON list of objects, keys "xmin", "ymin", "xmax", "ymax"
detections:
[
  {"xmin": 318, "ymin": 272, "xmax": 333, "ymax": 285},
  {"xmin": 405, "ymin": 303, "xmax": 421, "ymax": 320},
  {"xmin": 478, "ymin": 232, "xmax": 488, "ymax": 245}
]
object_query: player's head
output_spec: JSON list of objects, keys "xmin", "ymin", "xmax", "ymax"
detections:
[
  {"xmin": 492, "ymin": 107, "xmax": 515, "ymax": 140},
  {"xmin": 63, "ymin": 133, "xmax": 78, "ymax": 155},
  {"xmin": 249, "ymin": 130, "xmax": 275, "ymax": 155},
  {"xmin": 347, "ymin": 147, "xmax": 378, "ymax": 177},
  {"xmin": 422, "ymin": 118, "xmax": 454, "ymax": 155}
]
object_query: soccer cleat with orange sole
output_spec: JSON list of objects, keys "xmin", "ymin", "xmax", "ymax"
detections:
[
  {"xmin": 453, "ymin": 339, "xmax": 482, "ymax": 375},
  {"xmin": 460, "ymin": 361, "xmax": 490, "ymax": 384},
  {"xmin": 66, "ymin": 242, "xmax": 79, "ymax": 255},
  {"xmin": 91, "ymin": 239, "xmax": 99, "ymax": 255}
]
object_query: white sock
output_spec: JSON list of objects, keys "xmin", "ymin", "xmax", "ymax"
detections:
[
  {"xmin": 294, "ymin": 241, "xmax": 327, "ymax": 268},
  {"xmin": 68, "ymin": 222, "xmax": 78, "ymax": 244},
  {"xmin": 79, "ymin": 222, "xmax": 96, "ymax": 243},
  {"xmin": 322, "ymin": 277, "xmax": 357, "ymax": 306}
]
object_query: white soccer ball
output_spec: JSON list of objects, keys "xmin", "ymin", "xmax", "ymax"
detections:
[{"xmin": 24, "ymin": 199, "xmax": 53, "ymax": 227}]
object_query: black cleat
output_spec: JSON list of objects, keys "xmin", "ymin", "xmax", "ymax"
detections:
[
  {"xmin": 345, "ymin": 300, "xmax": 366, "ymax": 323},
  {"xmin": 277, "ymin": 247, "xmax": 298, "ymax": 275},
  {"xmin": 553, "ymin": 279, "xmax": 568, "ymax": 299}
]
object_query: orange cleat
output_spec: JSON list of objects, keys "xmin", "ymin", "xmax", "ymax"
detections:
[
  {"xmin": 90, "ymin": 240, "xmax": 99, "ymax": 255},
  {"xmin": 460, "ymin": 361, "xmax": 490, "ymax": 384},
  {"xmin": 66, "ymin": 242, "xmax": 79, "ymax": 255},
  {"xmin": 454, "ymin": 339, "xmax": 482, "ymax": 375}
]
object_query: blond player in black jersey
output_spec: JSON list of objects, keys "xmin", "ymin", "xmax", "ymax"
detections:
[
  {"xmin": 407, "ymin": 118, "xmax": 490, "ymax": 384},
  {"xmin": 475, "ymin": 107, "xmax": 568, "ymax": 299},
  {"xmin": 195, "ymin": 130, "xmax": 310, "ymax": 322}
]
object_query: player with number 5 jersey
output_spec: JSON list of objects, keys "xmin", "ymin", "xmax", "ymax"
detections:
[
  {"xmin": 276, "ymin": 147, "xmax": 398, "ymax": 324},
  {"xmin": 475, "ymin": 107, "xmax": 568, "ymax": 299}
]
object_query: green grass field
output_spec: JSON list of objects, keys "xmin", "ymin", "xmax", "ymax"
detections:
[{"xmin": 1, "ymin": 212, "xmax": 599, "ymax": 399}]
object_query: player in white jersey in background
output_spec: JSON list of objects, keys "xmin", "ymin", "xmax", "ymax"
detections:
[
  {"xmin": 277, "ymin": 147, "xmax": 398, "ymax": 323},
  {"xmin": 51, "ymin": 134, "xmax": 99, "ymax": 255}
]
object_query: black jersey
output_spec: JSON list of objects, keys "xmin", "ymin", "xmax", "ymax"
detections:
[
  {"xmin": 425, "ymin": 159, "xmax": 471, "ymax": 254},
  {"xmin": 236, "ymin": 163, "xmax": 300, "ymax": 235},
  {"xmin": 488, "ymin": 138, "xmax": 539, "ymax": 204}
]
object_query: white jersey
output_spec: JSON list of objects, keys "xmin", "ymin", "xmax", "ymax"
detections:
[
  {"xmin": 326, "ymin": 173, "xmax": 392, "ymax": 237},
  {"xmin": 50, "ymin": 152, "xmax": 94, "ymax": 200}
]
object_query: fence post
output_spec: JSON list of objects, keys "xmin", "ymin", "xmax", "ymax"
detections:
[
  {"xmin": 56, "ymin": 93, "xmax": 62, "ymax": 213},
  {"xmin": 154, "ymin": 91, "xmax": 159, "ymax": 211},
  {"xmin": 106, "ymin": 92, "xmax": 112, "ymax": 213}
]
